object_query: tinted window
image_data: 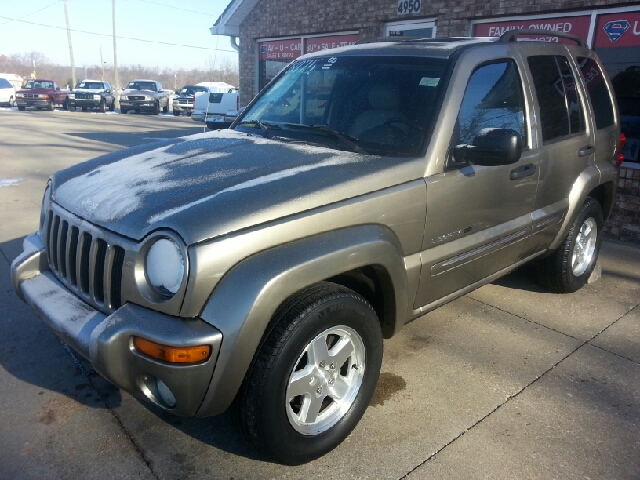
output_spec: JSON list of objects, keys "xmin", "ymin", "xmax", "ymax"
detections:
[
  {"xmin": 455, "ymin": 60, "xmax": 526, "ymax": 145},
  {"xmin": 557, "ymin": 56, "xmax": 586, "ymax": 135},
  {"xmin": 0, "ymin": 78, "xmax": 12, "ymax": 88},
  {"xmin": 578, "ymin": 57, "xmax": 615, "ymax": 130},
  {"xmin": 528, "ymin": 56, "xmax": 574, "ymax": 142}
]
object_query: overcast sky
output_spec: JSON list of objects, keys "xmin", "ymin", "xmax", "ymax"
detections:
[{"xmin": 0, "ymin": 0, "xmax": 238, "ymax": 71}]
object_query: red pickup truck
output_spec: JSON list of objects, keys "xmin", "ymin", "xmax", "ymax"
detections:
[{"xmin": 15, "ymin": 79, "xmax": 68, "ymax": 111}]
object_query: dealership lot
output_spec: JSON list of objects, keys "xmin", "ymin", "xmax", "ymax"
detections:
[{"xmin": 0, "ymin": 109, "xmax": 638, "ymax": 479}]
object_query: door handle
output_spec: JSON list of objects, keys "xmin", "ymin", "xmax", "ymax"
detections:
[
  {"xmin": 579, "ymin": 145, "xmax": 595, "ymax": 157},
  {"xmin": 510, "ymin": 163, "xmax": 537, "ymax": 181}
]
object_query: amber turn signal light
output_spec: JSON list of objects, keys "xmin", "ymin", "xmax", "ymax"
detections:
[{"xmin": 133, "ymin": 337, "xmax": 211, "ymax": 364}]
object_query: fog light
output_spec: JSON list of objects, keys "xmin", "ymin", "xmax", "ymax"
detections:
[
  {"xmin": 157, "ymin": 379, "xmax": 176, "ymax": 408},
  {"xmin": 133, "ymin": 336, "xmax": 211, "ymax": 363}
]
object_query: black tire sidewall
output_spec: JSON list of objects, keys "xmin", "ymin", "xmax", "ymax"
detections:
[{"xmin": 252, "ymin": 292, "xmax": 382, "ymax": 464}]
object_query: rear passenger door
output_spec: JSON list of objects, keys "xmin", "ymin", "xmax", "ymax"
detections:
[{"xmin": 523, "ymin": 52, "xmax": 595, "ymax": 252}]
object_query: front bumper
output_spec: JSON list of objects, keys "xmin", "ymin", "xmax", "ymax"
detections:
[
  {"xmin": 11, "ymin": 233, "xmax": 223, "ymax": 416},
  {"xmin": 120, "ymin": 100, "xmax": 157, "ymax": 111},
  {"xmin": 16, "ymin": 99, "xmax": 50, "ymax": 108},
  {"xmin": 69, "ymin": 99, "xmax": 101, "ymax": 108}
]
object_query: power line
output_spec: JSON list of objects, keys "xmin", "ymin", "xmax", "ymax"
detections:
[
  {"xmin": 0, "ymin": 0, "xmax": 61, "ymax": 26},
  {"xmin": 0, "ymin": 14, "xmax": 237, "ymax": 53},
  {"xmin": 134, "ymin": 0, "xmax": 217, "ymax": 17}
]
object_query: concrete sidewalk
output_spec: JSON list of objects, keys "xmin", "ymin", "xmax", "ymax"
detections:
[{"xmin": 1, "ymin": 238, "xmax": 636, "ymax": 480}]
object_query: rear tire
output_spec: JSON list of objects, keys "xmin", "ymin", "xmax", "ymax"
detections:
[
  {"xmin": 231, "ymin": 282, "xmax": 383, "ymax": 465},
  {"xmin": 535, "ymin": 198, "xmax": 603, "ymax": 293}
]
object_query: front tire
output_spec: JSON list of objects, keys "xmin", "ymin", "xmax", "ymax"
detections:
[
  {"xmin": 232, "ymin": 282, "xmax": 383, "ymax": 465},
  {"xmin": 121, "ymin": 107, "xmax": 128, "ymax": 114},
  {"xmin": 172, "ymin": 109, "xmax": 180, "ymax": 116},
  {"xmin": 162, "ymin": 100, "xmax": 169, "ymax": 113},
  {"xmin": 535, "ymin": 198, "xmax": 604, "ymax": 293},
  {"xmin": 18, "ymin": 106, "xmax": 25, "ymax": 111},
  {"xmin": 47, "ymin": 99, "xmax": 54, "ymax": 111},
  {"xmin": 152, "ymin": 101, "xmax": 159, "ymax": 115}
]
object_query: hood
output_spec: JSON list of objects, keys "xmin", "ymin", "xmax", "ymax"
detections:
[
  {"xmin": 18, "ymin": 88, "xmax": 54, "ymax": 94},
  {"xmin": 51, "ymin": 130, "xmax": 425, "ymax": 245},
  {"xmin": 122, "ymin": 88, "xmax": 156, "ymax": 95}
]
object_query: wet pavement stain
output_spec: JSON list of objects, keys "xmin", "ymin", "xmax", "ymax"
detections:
[
  {"xmin": 370, "ymin": 372, "xmax": 406, "ymax": 406},
  {"xmin": 39, "ymin": 409, "xmax": 55, "ymax": 425}
]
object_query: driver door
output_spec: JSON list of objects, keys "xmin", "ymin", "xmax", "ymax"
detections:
[{"xmin": 415, "ymin": 58, "xmax": 539, "ymax": 308}]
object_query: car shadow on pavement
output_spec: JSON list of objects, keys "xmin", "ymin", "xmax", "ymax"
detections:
[{"xmin": 490, "ymin": 264, "xmax": 550, "ymax": 293}]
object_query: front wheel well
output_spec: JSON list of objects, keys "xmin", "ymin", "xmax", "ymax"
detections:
[{"xmin": 327, "ymin": 265, "xmax": 396, "ymax": 338}]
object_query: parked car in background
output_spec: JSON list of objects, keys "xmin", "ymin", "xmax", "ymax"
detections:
[
  {"xmin": 0, "ymin": 73, "xmax": 25, "ymax": 91},
  {"xmin": 191, "ymin": 88, "xmax": 239, "ymax": 129},
  {"xmin": 172, "ymin": 84, "xmax": 209, "ymax": 116},
  {"xmin": 68, "ymin": 80, "xmax": 116, "ymax": 113},
  {"xmin": 15, "ymin": 79, "xmax": 68, "ymax": 111},
  {"xmin": 0, "ymin": 77, "xmax": 16, "ymax": 106},
  {"xmin": 196, "ymin": 81, "xmax": 236, "ymax": 93},
  {"xmin": 119, "ymin": 79, "xmax": 170, "ymax": 114}
]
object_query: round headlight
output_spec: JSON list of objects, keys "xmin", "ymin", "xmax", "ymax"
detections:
[{"xmin": 145, "ymin": 238, "xmax": 185, "ymax": 296}]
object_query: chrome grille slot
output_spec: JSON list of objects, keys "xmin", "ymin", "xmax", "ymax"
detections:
[{"xmin": 43, "ymin": 209, "xmax": 128, "ymax": 313}]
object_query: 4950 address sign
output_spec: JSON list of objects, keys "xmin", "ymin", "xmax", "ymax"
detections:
[{"xmin": 397, "ymin": 0, "xmax": 421, "ymax": 14}]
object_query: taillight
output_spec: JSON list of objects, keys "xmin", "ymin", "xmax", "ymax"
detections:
[
  {"xmin": 616, "ymin": 132, "xmax": 626, "ymax": 168},
  {"xmin": 236, "ymin": 95, "xmax": 239, "ymax": 112}
]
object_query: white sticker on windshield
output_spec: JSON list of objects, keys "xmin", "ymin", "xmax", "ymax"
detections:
[{"xmin": 420, "ymin": 77, "xmax": 439, "ymax": 87}]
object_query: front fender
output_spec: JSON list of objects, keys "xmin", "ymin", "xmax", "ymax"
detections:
[{"xmin": 195, "ymin": 225, "xmax": 408, "ymax": 417}]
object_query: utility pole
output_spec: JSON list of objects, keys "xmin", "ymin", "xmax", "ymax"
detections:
[
  {"xmin": 112, "ymin": 0, "xmax": 120, "ymax": 108},
  {"xmin": 63, "ymin": 0, "xmax": 76, "ymax": 87},
  {"xmin": 100, "ymin": 46, "xmax": 104, "ymax": 80}
]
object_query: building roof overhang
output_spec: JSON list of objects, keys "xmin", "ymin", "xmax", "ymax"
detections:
[{"xmin": 210, "ymin": 0, "xmax": 259, "ymax": 37}]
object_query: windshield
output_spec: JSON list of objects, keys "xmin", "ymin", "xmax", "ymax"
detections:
[
  {"xmin": 236, "ymin": 55, "xmax": 448, "ymax": 155},
  {"xmin": 179, "ymin": 86, "xmax": 208, "ymax": 95},
  {"xmin": 24, "ymin": 81, "xmax": 54, "ymax": 89},
  {"xmin": 126, "ymin": 81, "xmax": 157, "ymax": 91},
  {"xmin": 76, "ymin": 81, "xmax": 105, "ymax": 90}
]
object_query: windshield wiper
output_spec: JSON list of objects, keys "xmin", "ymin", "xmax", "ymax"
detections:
[
  {"xmin": 238, "ymin": 120, "xmax": 281, "ymax": 138},
  {"xmin": 283, "ymin": 124, "xmax": 368, "ymax": 154}
]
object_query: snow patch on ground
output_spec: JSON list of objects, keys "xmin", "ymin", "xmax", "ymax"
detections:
[{"xmin": 0, "ymin": 178, "xmax": 24, "ymax": 187}]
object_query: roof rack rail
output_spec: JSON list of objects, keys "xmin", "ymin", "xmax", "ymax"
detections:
[
  {"xmin": 355, "ymin": 37, "xmax": 433, "ymax": 45},
  {"xmin": 498, "ymin": 29, "xmax": 587, "ymax": 48}
]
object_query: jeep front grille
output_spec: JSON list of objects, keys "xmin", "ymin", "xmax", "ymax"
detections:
[
  {"xmin": 128, "ymin": 95, "xmax": 145, "ymax": 100},
  {"xmin": 43, "ymin": 209, "xmax": 125, "ymax": 312},
  {"xmin": 74, "ymin": 93, "xmax": 94, "ymax": 100}
]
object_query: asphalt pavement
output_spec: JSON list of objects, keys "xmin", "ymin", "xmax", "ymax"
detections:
[{"xmin": 0, "ymin": 107, "xmax": 638, "ymax": 479}]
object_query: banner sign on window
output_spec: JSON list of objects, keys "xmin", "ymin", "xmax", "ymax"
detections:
[
  {"xmin": 472, "ymin": 15, "xmax": 591, "ymax": 44},
  {"xmin": 259, "ymin": 39, "xmax": 303, "ymax": 61},
  {"xmin": 594, "ymin": 12, "xmax": 640, "ymax": 48},
  {"xmin": 305, "ymin": 35, "xmax": 360, "ymax": 54}
]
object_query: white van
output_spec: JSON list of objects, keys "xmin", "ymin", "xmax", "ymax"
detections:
[{"xmin": 191, "ymin": 89, "xmax": 240, "ymax": 129}]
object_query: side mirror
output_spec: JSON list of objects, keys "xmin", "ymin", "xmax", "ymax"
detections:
[{"xmin": 453, "ymin": 128, "xmax": 522, "ymax": 167}]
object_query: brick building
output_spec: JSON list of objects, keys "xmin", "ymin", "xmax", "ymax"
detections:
[{"xmin": 211, "ymin": 0, "xmax": 640, "ymax": 242}]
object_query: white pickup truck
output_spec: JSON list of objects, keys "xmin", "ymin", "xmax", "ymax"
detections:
[{"xmin": 191, "ymin": 89, "xmax": 240, "ymax": 129}]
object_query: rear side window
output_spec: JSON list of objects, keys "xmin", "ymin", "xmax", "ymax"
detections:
[
  {"xmin": 577, "ymin": 57, "xmax": 615, "ymax": 130},
  {"xmin": 528, "ymin": 55, "xmax": 585, "ymax": 143},
  {"xmin": 0, "ymin": 78, "xmax": 11, "ymax": 88}
]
